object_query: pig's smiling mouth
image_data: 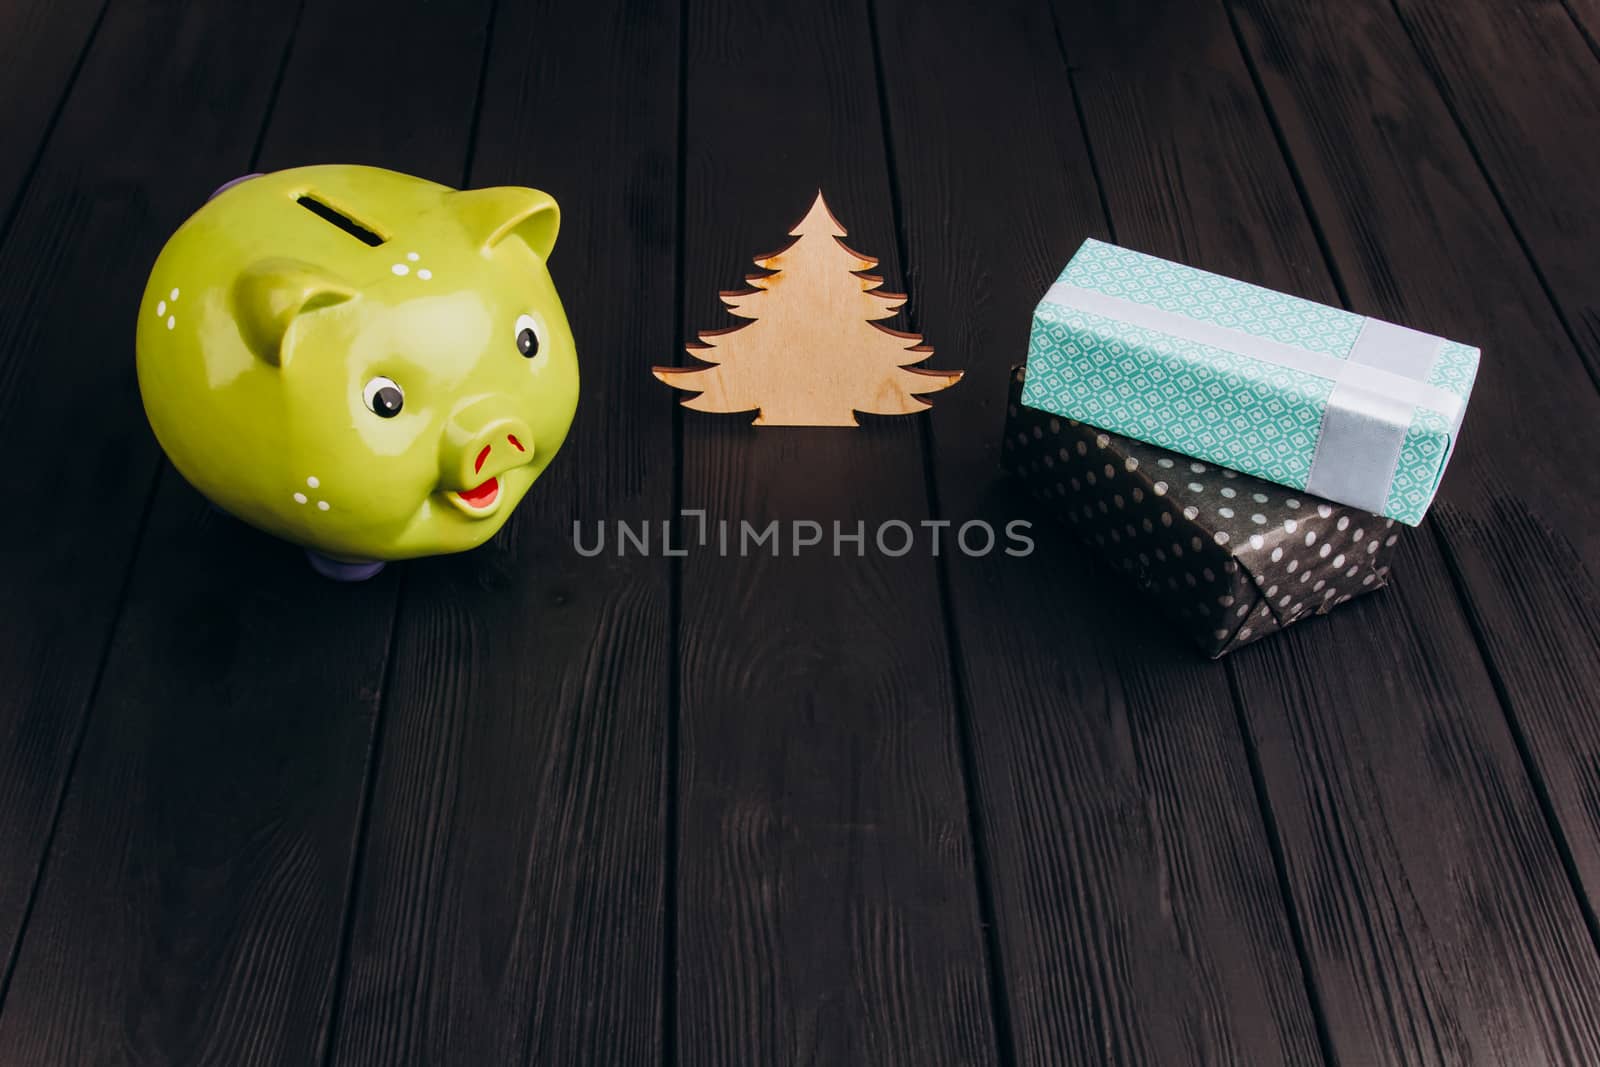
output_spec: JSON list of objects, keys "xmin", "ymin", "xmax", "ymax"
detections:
[{"xmin": 445, "ymin": 477, "xmax": 501, "ymax": 517}]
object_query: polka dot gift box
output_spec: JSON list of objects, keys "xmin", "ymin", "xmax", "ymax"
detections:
[
  {"xmin": 1020, "ymin": 239, "xmax": 1479, "ymax": 526},
  {"xmin": 1001, "ymin": 367, "xmax": 1399, "ymax": 657}
]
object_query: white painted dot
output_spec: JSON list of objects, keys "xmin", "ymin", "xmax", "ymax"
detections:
[
  {"xmin": 306, "ymin": 476, "xmax": 320, "ymax": 488},
  {"xmin": 1279, "ymin": 595, "xmax": 1292, "ymax": 607},
  {"xmin": 1125, "ymin": 457, "xmax": 1139, "ymax": 472},
  {"xmin": 1075, "ymin": 441, "xmax": 1087, "ymax": 456},
  {"xmin": 1219, "ymin": 594, "xmax": 1235, "ymax": 607},
  {"xmin": 156, "ymin": 300, "xmax": 166, "ymax": 316},
  {"xmin": 1214, "ymin": 629, "xmax": 1230, "ymax": 641},
  {"xmin": 407, "ymin": 251, "xmax": 420, "ymax": 261},
  {"xmin": 1192, "ymin": 536, "xmax": 1205, "ymax": 551},
  {"xmin": 1104, "ymin": 463, "xmax": 1115, "ymax": 479},
  {"xmin": 1270, "ymin": 547, "xmax": 1283, "ymax": 562},
  {"xmin": 317, "ymin": 500, "xmax": 330, "ymax": 511},
  {"xmin": 1203, "ymin": 568, "xmax": 1216, "ymax": 582},
  {"xmin": 1160, "ymin": 512, "xmax": 1173, "ymax": 527},
  {"xmin": 1141, "ymin": 519, "xmax": 1153, "ymax": 533},
  {"xmin": 1190, "ymin": 462, "xmax": 1207, "ymax": 473},
  {"xmin": 1250, "ymin": 534, "xmax": 1264, "ymax": 550},
  {"xmin": 1363, "ymin": 573, "xmax": 1376, "ymax": 585},
  {"xmin": 1385, "ymin": 534, "xmax": 1398, "ymax": 547},
  {"xmin": 1131, "ymin": 488, "xmax": 1144, "ymax": 503},
  {"xmin": 1318, "ymin": 504, "xmax": 1333, "ymax": 518},
  {"xmin": 1221, "ymin": 487, "xmax": 1236, "ymax": 498},
  {"xmin": 1183, "ymin": 506, "xmax": 1199, "ymax": 520},
  {"xmin": 1300, "ymin": 570, "xmax": 1313, "ymax": 583},
  {"xmin": 170, "ymin": 288, "xmax": 180, "ymax": 301},
  {"xmin": 1253, "ymin": 493, "xmax": 1268, "ymax": 504},
  {"xmin": 1158, "ymin": 458, "xmax": 1174, "ymax": 468},
  {"xmin": 293, "ymin": 492, "xmax": 307, "ymax": 504},
  {"xmin": 1188, "ymin": 482, "xmax": 1204, "ymax": 493},
  {"xmin": 1251, "ymin": 513, "xmax": 1267, "ymax": 525},
  {"xmin": 1086, "ymin": 472, "xmax": 1097, "ymax": 485},
  {"xmin": 1113, "ymin": 494, "xmax": 1125, "ymax": 509},
  {"xmin": 1184, "ymin": 571, "xmax": 1196, "ymax": 586},
  {"xmin": 392, "ymin": 263, "xmax": 410, "ymax": 275},
  {"xmin": 1031, "ymin": 426, "xmax": 1043, "ymax": 439},
  {"xmin": 1238, "ymin": 627, "xmax": 1253, "ymax": 640},
  {"xmin": 1153, "ymin": 481, "xmax": 1168, "ymax": 496},
  {"xmin": 1337, "ymin": 516, "xmax": 1350, "ymax": 531},
  {"xmin": 1285, "ymin": 519, "xmax": 1298, "ymax": 534},
  {"xmin": 166, "ymin": 316, "xmax": 175, "ymax": 330},
  {"xmin": 1096, "ymin": 434, "xmax": 1110, "ymax": 449},
  {"xmin": 1266, "ymin": 585, "xmax": 1279, "ymax": 597},
  {"xmin": 1286, "ymin": 498, "xmax": 1301, "ymax": 509},
  {"xmin": 1219, "ymin": 507, "xmax": 1234, "ymax": 518},
  {"xmin": 1347, "ymin": 565, "xmax": 1360, "ymax": 577},
  {"xmin": 1333, "ymin": 554, "xmax": 1345, "ymax": 568},
  {"xmin": 1222, "ymin": 470, "xmax": 1237, "ymax": 479},
  {"xmin": 1313, "ymin": 579, "xmax": 1326, "ymax": 592},
  {"xmin": 1353, "ymin": 528, "xmax": 1365, "ymax": 541},
  {"xmin": 1305, "ymin": 530, "xmax": 1317, "ymax": 546},
  {"xmin": 1287, "ymin": 559, "xmax": 1299, "ymax": 573},
  {"xmin": 1368, "ymin": 541, "xmax": 1380, "ymax": 554},
  {"xmin": 1319, "ymin": 544, "xmax": 1332, "ymax": 558},
  {"xmin": 1237, "ymin": 604, "xmax": 1250, "ymax": 618}
]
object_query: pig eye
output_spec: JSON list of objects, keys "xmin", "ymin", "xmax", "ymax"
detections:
[
  {"xmin": 515, "ymin": 314, "xmax": 541, "ymax": 359},
  {"xmin": 362, "ymin": 375, "xmax": 404, "ymax": 418}
]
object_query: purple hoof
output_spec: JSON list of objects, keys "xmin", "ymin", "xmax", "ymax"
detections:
[
  {"xmin": 209, "ymin": 173, "xmax": 265, "ymax": 201},
  {"xmin": 305, "ymin": 550, "xmax": 386, "ymax": 582}
]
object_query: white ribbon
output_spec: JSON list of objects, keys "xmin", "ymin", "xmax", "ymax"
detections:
[{"xmin": 1041, "ymin": 282, "xmax": 1464, "ymax": 513}]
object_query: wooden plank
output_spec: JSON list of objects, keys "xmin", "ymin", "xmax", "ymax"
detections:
[
  {"xmin": 1058, "ymin": 4, "xmax": 1600, "ymax": 1063},
  {"xmin": 1217, "ymin": 0, "xmax": 1600, "ymax": 1060},
  {"xmin": 0, "ymin": 0, "xmax": 492, "ymax": 1062},
  {"xmin": 671, "ymin": 0, "xmax": 998, "ymax": 1063},
  {"xmin": 1560, "ymin": 0, "xmax": 1600, "ymax": 56},
  {"xmin": 870, "ymin": 0, "xmax": 1326, "ymax": 1063},
  {"xmin": 324, "ymin": 0, "xmax": 679, "ymax": 1063},
  {"xmin": 0, "ymin": 0, "xmax": 302, "ymax": 1005},
  {"xmin": 1386, "ymin": 0, "xmax": 1600, "ymax": 385},
  {"xmin": 0, "ymin": 0, "xmax": 106, "ymax": 221}
]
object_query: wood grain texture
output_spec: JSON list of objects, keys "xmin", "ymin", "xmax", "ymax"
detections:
[
  {"xmin": 0, "ymin": 0, "xmax": 105, "ymax": 225},
  {"xmin": 672, "ymin": 0, "xmax": 997, "ymax": 1063},
  {"xmin": 0, "ymin": 0, "xmax": 492, "ymax": 1061},
  {"xmin": 0, "ymin": 0, "xmax": 303, "ymax": 1007},
  {"xmin": 1060, "ymin": 1, "xmax": 1600, "ymax": 1063},
  {"xmin": 1386, "ymin": 0, "xmax": 1600, "ymax": 387},
  {"xmin": 1220, "ymin": 0, "xmax": 1600, "ymax": 1060},
  {"xmin": 326, "ymin": 0, "xmax": 678, "ymax": 1063},
  {"xmin": 871, "ymin": 0, "xmax": 1326, "ymax": 1063},
  {"xmin": 1558, "ymin": 0, "xmax": 1600, "ymax": 55}
]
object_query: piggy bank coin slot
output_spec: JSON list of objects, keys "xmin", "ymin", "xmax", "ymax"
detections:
[{"xmin": 296, "ymin": 193, "xmax": 386, "ymax": 247}]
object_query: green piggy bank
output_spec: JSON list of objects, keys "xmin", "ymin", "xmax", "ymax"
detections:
[{"xmin": 136, "ymin": 165, "xmax": 579, "ymax": 579}]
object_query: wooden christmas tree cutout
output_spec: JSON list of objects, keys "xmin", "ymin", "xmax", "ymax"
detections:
[{"xmin": 653, "ymin": 191, "xmax": 962, "ymax": 426}]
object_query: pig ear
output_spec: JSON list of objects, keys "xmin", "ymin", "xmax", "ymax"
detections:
[
  {"xmin": 446, "ymin": 186, "xmax": 560, "ymax": 259},
  {"xmin": 232, "ymin": 258, "xmax": 356, "ymax": 367}
]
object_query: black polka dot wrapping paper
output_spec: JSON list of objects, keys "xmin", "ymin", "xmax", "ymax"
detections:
[{"xmin": 1001, "ymin": 366, "xmax": 1401, "ymax": 658}]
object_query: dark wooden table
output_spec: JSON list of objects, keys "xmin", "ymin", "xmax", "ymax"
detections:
[{"xmin": 2, "ymin": 0, "xmax": 1599, "ymax": 1063}]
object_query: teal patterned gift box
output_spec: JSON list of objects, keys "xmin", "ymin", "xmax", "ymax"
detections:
[{"xmin": 1020, "ymin": 239, "xmax": 1479, "ymax": 525}]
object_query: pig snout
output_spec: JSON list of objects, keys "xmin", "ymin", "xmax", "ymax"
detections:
[{"xmin": 441, "ymin": 396, "xmax": 536, "ymax": 491}]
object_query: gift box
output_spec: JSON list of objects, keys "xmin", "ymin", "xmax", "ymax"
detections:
[
  {"xmin": 1002, "ymin": 367, "xmax": 1400, "ymax": 657},
  {"xmin": 1020, "ymin": 239, "xmax": 1479, "ymax": 525}
]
